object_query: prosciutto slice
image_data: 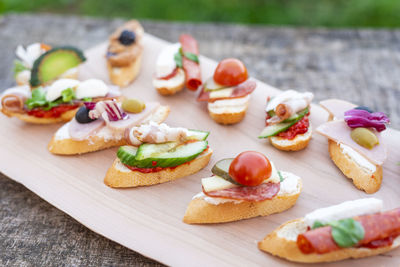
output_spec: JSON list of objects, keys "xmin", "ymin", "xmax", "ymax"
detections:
[
  {"xmin": 319, "ymin": 99, "xmax": 356, "ymax": 120},
  {"xmin": 106, "ymin": 102, "xmax": 160, "ymax": 130},
  {"xmin": 203, "ymin": 182, "xmax": 280, "ymax": 202},
  {"xmin": 297, "ymin": 208, "xmax": 400, "ymax": 254},
  {"xmin": 180, "ymin": 34, "xmax": 202, "ymax": 91},
  {"xmin": 316, "ymin": 120, "xmax": 387, "ymax": 165},
  {"xmin": 1, "ymin": 85, "xmax": 31, "ymax": 114},
  {"xmin": 68, "ymin": 117, "xmax": 105, "ymax": 141},
  {"xmin": 197, "ymin": 80, "xmax": 256, "ymax": 103}
]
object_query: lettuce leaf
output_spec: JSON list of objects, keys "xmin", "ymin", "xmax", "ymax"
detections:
[{"xmin": 25, "ymin": 87, "xmax": 76, "ymax": 111}]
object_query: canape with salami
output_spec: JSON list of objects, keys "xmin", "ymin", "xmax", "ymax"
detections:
[
  {"xmin": 183, "ymin": 151, "xmax": 302, "ymax": 224},
  {"xmin": 197, "ymin": 58, "xmax": 256, "ymax": 124},
  {"xmin": 104, "ymin": 122, "xmax": 212, "ymax": 187},
  {"xmin": 153, "ymin": 34, "xmax": 202, "ymax": 95},
  {"xmin": 258, "ymin": 90, "xmax": 314, "ymax": 151},
  {"xmin": 106, "ymin": 20, "xmax": 144, "ymax": 87},
  {"xmin": 48, "ymin": 98, "xmax": 169, "ymax": 155},
  {"xmin": 1, "ymin": 78, "xmax": 120, "ymax": 124},
  {"xmin": 317, "ymin": 99, "xmax": 389, "ymax": 193},
  {"xmin": 259, "ymin": 198, "xmax": 400, "ymax": 263}
]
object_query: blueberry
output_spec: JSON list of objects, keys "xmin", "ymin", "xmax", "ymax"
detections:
[
  {"xmin": 119, "ymin": 30, "xmax": 136, "ymax": 45},
  {"xmin": 75, "ymin": 106, "xmax": 96, "ymax": 123},
  {"xmin": 355, "ymin": 106, "xmax": 374, "ymax": 113}
]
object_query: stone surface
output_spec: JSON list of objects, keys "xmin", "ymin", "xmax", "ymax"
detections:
[{"xmin": 1, "ymin": 13, "xmax": 399, "ymax": 266}]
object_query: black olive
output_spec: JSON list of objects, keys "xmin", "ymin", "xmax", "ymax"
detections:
[
  {"xmin": 75, "ymin": 106, "xmax": 96, "ymax": 123},
  {"xmin": 355, "ymin": 106, "xmax": 374, "ymax": 113},
  {"xmin": 118, "ymin": 30, "xmax": 136, "ymax": 46}
]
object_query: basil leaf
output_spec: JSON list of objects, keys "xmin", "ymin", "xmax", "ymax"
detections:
[
  {"xmin": 329, "ymin": 218, "xmax": 364, "ymax": 248},
  {"xmin": 312, "ymin": 220, "xmax": 325, "ymax": 229},
  {"xmin": 278, "ymin": 171, "xmax": 284, "ymax": 182},
  {"xmin": 61, "ymin": 88, "xmax": 75, "ymax": 102},
  {"xmin": 174, "ymin": 51, "xmax": 183, "ymax": 68},
  {"xmin": 13, "ymin": 60, "xmax": 29, "ymax": 77},
  {"xmin": 183, "ymin": 52, "xmax": 199, "ymax": 63}
]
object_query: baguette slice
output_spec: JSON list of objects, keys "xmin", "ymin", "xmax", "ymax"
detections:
[
  {"xmin": 328, "ymin": 140, "xmax": 382, "ymax": 194},
  {"xmin": 1, "ymin": 107, "xmax": 78, "ymax": 124},
  {"xmin": 48, "ymin": 105, "xmax": 169, "ymax": 155},
  {"xmin": 258, "ymin": 218, "xmax": 400, "ymax": 263},
  {"xmin": 269, "ymin": 127, "xmax": 312, "ymax": 151},
  {"xmin": 183, "ymin": 176, "xmax": 302, "ymax": 224},
  {"xmin": 208, "ymin": 108, "xmax": 247, "ymax": 125},
  {"xmin": 154, "ymin": 68, "xmax": 185, "ymax": 96},
  {"xmin": 107, "ymin": 53, "xmax": 142, "ymax": 87},
  {"xmin": 104, "ymin": 148, "xmax": 212, "ymax": 188}
]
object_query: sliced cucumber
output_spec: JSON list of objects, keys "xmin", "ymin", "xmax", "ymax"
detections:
[
  {"xmin": 131, "ymin": 141, "xmax": 208, "ymax": 168},
  {"xmin": 203, "ymin": 77, "xmax": 228, "ymax": 92},
  {"xmin": 282, "ymin": 107, "xmax": 309, "ymax": 123},
  {"xmin": 187, "ymin": 129, "xmax": 209, "ymax": 141},
  {"xmin": 117, "ymin": 146, "xmax": 139, "ymax": 166},
  {"xmin": 258, "ymin": 107, "xmax": 309, "ymax": 139}
]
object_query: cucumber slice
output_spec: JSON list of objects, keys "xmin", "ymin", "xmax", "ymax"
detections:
[
  {"xmin": 117, "ymin": 146, "xmax": 139, "ymax": 166},
  {"xmin": 131, "ymin": 141, "xmax": 208, "ymax": 168},
  {"xmin": 203, "ymin": 77, "xmax": 228, "ymax": 92},
  {"xmin": 187, "ymin": 129, "xmax": 209, "ymax": 141},
  {"xmin": 282, "ymin": 107, "xmax": 309, "ymax": 123},
  {"xmin": 258, "ymin": 107, "xmax": 309, "ymax": 138},
  {"xmin": 211, "ymin": 158, "xmax": 240, "ymax": 185}
]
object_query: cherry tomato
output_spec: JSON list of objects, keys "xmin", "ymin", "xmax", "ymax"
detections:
[
  {"xmin": 213, "ymin": 58, "xmax": 248, "ymax": 86},
  {"xmin": 229, "ymin": 151, "xmax": 272, "ymax": 186}
]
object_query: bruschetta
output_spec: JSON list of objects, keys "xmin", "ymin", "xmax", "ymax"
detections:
[
  {"xmin": 106, "ymin": 20, "xmax": 144, "ymax": 87},
  {"xmin": 183, "ymin": 151, "xmax": 302, "ymax": 224},
  {"xmin": 48, "ymin": 99, "xmax": 169, "ymax": 155},
  {"xmin": 317, "ymin": 99, "xmax": 389, "ymax": 193},
  {"xmin": 153, "ymin": 34, "xmax": 202, "ymax": 95},
  {"xmin": 259, "ymin": 198, "xmax": 400, "ymax": 263},
  {"xmin": 104, "ymin": 122, "xmax": 212, "ymax": 187},
  {"xmin": 258, "ymin": 90, "xmax": 314, "ymax": 151},
  {"xmin": 197, "ymin": 58, "xmax": 256, "ymax": 124},
  {"xmin": 14, "ymin": 43, "xmax": 86, "ymax": 87},
  {"xmin": 1, "ymin": 78, "xmax": 121, "ymax": 124}
]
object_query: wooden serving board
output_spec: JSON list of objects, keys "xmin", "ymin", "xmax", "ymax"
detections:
[{"xmin": 1, "ymin": 34, "xmax": 399, "ymax": 267}]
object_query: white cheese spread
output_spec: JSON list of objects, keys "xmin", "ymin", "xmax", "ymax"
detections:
[
  {"xmin": 46, "ymin": 79, "xmax": 80, "ymax": 102},
  {"xmin": 207, "ymin": 95, "xmax": 250, "ymax": 114},
  {"xmin": 152, "ymin": 68, "xmax": 185, "ymax": 89},
  {"xmin": 155, "ymin": 43, "xmax": 181, "ymax": 78},
  {"xmin": 339, "ymin": 143, "xmax": 376, "ymax": 173},
  {"xmin": 75, "ymin": 79, "xmax": 109, "ymax": 99}
]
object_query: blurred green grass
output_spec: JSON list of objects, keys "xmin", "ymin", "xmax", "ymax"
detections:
[{"xmin": 2, "ymin": 0, "xmax": 400, "ymax": 28}]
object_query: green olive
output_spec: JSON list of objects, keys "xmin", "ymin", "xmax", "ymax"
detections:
[
  {"xmin": 122, "ymin": 98, "xmax": 145, "ymax": 113},
  {"xmin": 350, "ymin": 127, "xmax": 379, "ymax": 149}
]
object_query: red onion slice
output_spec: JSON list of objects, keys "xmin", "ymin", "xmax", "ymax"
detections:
[{"xmin": 344, "ymin": 109, "xmax": 390, "ymax": 132}]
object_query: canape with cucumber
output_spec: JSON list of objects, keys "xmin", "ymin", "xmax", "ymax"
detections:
[
  {"xmin": 258, "ymin": 90, "xmax": 314, "ymax": 151},
  {"xmin": 104, "ymin": 123, "xmax": 213, "ymax": 188}
]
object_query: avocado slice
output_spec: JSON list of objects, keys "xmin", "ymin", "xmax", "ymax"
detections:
[{"xmin": 30, "ymin": 46, "xmax": 86, "ymax": 87}]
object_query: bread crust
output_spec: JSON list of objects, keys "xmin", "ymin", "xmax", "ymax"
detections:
[
  {"xmin": 208, "ymin": 109, "xmax": 247, "ymax": 125},
  {"xmin": 258, "ymin": 218, "xmax": 400, "ymax": 263},
  {"xmin": 269, "ymin": 127, "xmax": 312, "ymax": 151},
  {"xmin": 1, "ymin": 107, "xmax": 78, "ymax": 124},
  {"xmin": 48, "ymin": 105, "xmax": 170, "ymax": 155},
  {"xmin": 107, "ymin": 53, "xmax": 142, "ymax": 87},
  {"xmin": 183, "ymin": 188, "xmax": 301, "ymax": 224},
  {"xmin": 328, "ymin": 140, "xmax": 382, "ymax": 194},
  {"xmin": 104, "ymin": 148, "xmax": 213, "ymax": 188},
  {"xmin": 155, "ymin": 82, "xmax": 185, "ymax": 96}
]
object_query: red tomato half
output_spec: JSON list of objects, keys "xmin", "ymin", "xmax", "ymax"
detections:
[
  {"xmin": 213, "ymin": 58, "xmax": 248, "ymax": 86},
  {"xmin": 229, "ymin": 151, "xmax": 272, "ymax": 186}
]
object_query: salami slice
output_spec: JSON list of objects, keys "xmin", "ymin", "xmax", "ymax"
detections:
[
  {"xmin": 297, "ymin": 208, "xmax": 400, "ymax": 254},
  {"xmin": 197, "ymin": 80, "xmax": 257, "ymax": 103},
  {"xmin": 203, "ymin": 182, "xmax": 280, "ymax": 202},
  {"xmin": 180, "ymin": 34, "xmax": 202, "ymax": 91}
]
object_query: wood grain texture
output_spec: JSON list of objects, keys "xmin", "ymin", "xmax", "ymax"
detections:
[{"xmin": 1, "ymin": 32, "xmax": 399, "ymax": 266}]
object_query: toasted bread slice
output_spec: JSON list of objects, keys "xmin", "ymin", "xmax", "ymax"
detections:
[
  {"xmin": 258, "ymin": 218, "xmax": 400, "ymax": 263},
  {"xmin": 1, "ymin": 107, "xmax": 78, "ymax": 124},
  {"xmin": 48, "ymin": 105, "xmax": 170, "ymax": 155},
  {"xmin": 154, "ymin": 68, "xmax": 185, "ymax": 96},
  {"xmin": 104, "ymin": 148, "xmax": 212, "ymax": 188},
  {"xmin": 269, "ymin": 127, "xmax": 312, "ymax": 151},
  {"xmin": 183, "ymin": 176, "xmax": 302, "ymax": 224},
  {"xmin": 107, "ymin": 53, "xmax": 142, "ymax": 87},
  {"xmin": 208, "ymin": 109, "xmax": 247, "ymax": 125},
  {"xmin": 328, "ymin": 140, "xmax": 382, "ymax": 194}
]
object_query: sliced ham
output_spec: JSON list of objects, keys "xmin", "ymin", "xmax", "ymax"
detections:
[
  {"xmin": 319, "ymin": 99, "xmax": 356, "ymax": 120},
  {"xmin": 68, "ymin": 117, "xmax": 105, "ymax": 141},
  {"xmin": 197, "ymin": 80, "xmax": 256, "ymax": 103},
  {"xmin": 106, "ymin": 102, "xmax": 160, "ymax": 131},
  {"xmin": 1, "ymin": 85, "xmax": 31, "ymax": 114},
  {"xmin": 203, "ymin": 182, "xmax": 280, "ymax": 202},
  {"xmin": 180, "ymin": 34, "xmax": 202, "ymax": 91},
  {"xmin": 316, "ymin": 120, "xmax": 387, "ymax": 165},
  {"xmin": 128, "ymin": 121, "xmax": 188, "ymax": 145}
]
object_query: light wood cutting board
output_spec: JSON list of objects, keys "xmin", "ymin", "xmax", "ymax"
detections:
[{"xmin": 1, "ymin": 34, "xmax": 399, "ymax": 267}]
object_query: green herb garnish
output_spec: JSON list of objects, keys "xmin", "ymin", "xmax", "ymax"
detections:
[
  {"xmin": 174, "ymin": 47, "xmax": 199, "ymax": 68},
  {"xmin": 25, "ymin": 87, "xmax": 76, "ymax": 110},
  {"xmin": 13, "ymin": 60, "xmax": 29, "ymax": 77},
  {"xmin": 183, "ymin": 52, "xmax": 199, "ymax": 63},
  {"xmin": 278, "ymin": 171, "xmax": 284, "ymax": 182},
  {"xmin": 174, "ymin": 51, "xmax": 183, "ymax": 68}
]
